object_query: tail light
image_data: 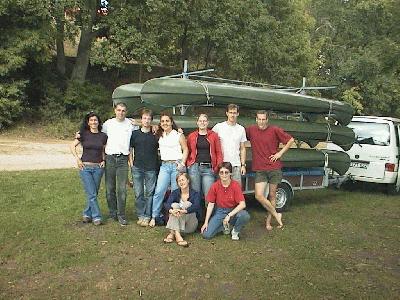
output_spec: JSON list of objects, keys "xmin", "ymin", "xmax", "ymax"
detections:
[{"xmin": 385, "ymin": 163, "xmax": 395, "ymax": 172}]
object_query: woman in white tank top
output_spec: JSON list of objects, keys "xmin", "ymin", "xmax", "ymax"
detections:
[{"xmin": 149, "ymin": 113, "xmax": 188, "ymax": 227}]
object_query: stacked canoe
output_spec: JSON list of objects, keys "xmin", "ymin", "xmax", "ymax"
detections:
[{"xmin": 112, "ymin": 78, "xmax": 353, "ymax": 174}]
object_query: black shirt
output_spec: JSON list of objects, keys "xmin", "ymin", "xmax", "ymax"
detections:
[
  {"xmin": 196, "ymin": 134, "xmax": 211, "ymax": 163},
  {"xmin": 130, "ymin": 129, "xmax": 159, "ymax": 171},
  {"xmin": 79, "ymin": 130, "xmax": 108, "ymax": 163}
]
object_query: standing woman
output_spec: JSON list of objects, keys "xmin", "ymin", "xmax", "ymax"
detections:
[
  {"xmin": 149, "ymin": 113, "xmax": 188, "ymax": 227},
  {"xmin": 187, "ymin": 114, "xmax": 223, "ymax": 201},
  {"xmin": 201, "ymin": 162, "xmax": 250, "ymax": 240},
  {"xmin": 70, "ymin": 112, "xmax": 107, "ymax": 225},
  {"xmin": 163, "ymin": 173, "xmax": 201, "ymax": 247}
]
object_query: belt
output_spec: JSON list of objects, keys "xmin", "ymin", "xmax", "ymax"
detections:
[
  {"xmin": 199, "ymin": 162, "xmax": 212, "ymax": 167},
  {"xmin": 108, "ymin": 153, "xmax": 127, "ymax": 157},
  {"xmin": 162, "ymin": 160, "xmax": 176, "ymax": 163}
]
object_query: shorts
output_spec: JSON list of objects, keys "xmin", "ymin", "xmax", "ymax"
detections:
[{"xmin": 255, "ymin": 170, "xmax": 282, "ymax": 185}]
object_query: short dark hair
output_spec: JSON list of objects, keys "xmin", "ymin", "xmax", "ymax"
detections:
[
  {"xmin": 115, "ymin": 102, "xmax": 127, "ymax": 109},
  {"xmin": 256, "ymin": 110, "xmax": 269, "ymax": 118},
  {"xmin": 141, "ymin": 108, "xmax": 153, "ymax": 120},
  {"xmin": 218, "ymin": 162, "xmax": 233, "ymax": 173},
  {"xmin": 80, "ymin": 111, "xmax": 102, "ymax": 133},
  {"xmin": 226, "ymin": 104, "xmax": 239, "ymax": 112},
  {"xmin": 197, "ymin": 113, "xmax": 209, "ymax": 121}
]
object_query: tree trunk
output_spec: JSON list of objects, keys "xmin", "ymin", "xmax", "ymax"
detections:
[
  {"xmin": 54, "ymin": 1, "xmax": 66, "ymax": 76},
  {"xmin": 71, "ymin": 0, "xmax": 97, "ymax": 83},
  {"xmin": 55, "ymin": 15, "xmax": 66, "ymax": 76}
]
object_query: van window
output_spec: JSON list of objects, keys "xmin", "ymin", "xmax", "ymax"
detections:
[{"xmin": 349, "ymin": 121, "xmax": 390, "ymax": 146}]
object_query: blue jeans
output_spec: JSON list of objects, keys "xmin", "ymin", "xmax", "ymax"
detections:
[
  {"xmin": 188, "ymin": 163, "xmax": 215, "ymax": 199},
  {"xmin": 132, "ymin": 166, "xmax": 157, "ymax": 220},
  {"xmin": 151, "ymin": 161, "xmax": 185, "ymax": 219},
  {"xmin": 202, "ymin": 207, "xmax": 250, "ymax": 239},
  {"xmin": 79, "ymin": 165, "xmax": 104, "ymax": 221},
  {"xmin": 105, "ymin": 155, "xmax": 129, "ymax": 218}
]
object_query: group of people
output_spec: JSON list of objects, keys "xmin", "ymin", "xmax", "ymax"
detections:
[{"xmin": 71, "ymin": 102, "xmax": 294, "ymax": 246}]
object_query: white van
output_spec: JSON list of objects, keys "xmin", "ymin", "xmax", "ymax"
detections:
[{"xmin": 328, "ymin": 116, "xmax": 400, "ymax": 194}]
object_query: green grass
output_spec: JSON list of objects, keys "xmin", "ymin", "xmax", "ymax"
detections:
[{"xmin": 0, "ymin": 169, "xmax": 399, "ymax": 299}]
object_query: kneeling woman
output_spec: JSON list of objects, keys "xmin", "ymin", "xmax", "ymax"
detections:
[
  {"xmin": 163, "ymin": 173, "xmax": 201, "ymax": 247},
  {"xmin": 201, "ymin": 162, "xmax": 250, "ymax": 240}
]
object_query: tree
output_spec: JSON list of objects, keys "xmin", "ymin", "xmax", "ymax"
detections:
[{"xmin": 0, "ymin": 0, "xmax": 52, "ymax": 127}]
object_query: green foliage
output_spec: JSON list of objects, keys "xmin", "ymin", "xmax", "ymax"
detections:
[
  {"xmin": 0, "ymin": 82, "xmax": 25, "ymax": 128},
  {"xmin": 341, "ymin": 87, "xmax": 363, "ymax": 114},
  {"xmin": 63, "ymin": 81, "xmax": 113, "ymax": 119}
]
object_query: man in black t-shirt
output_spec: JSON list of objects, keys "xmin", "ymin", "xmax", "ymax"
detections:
[{"xmin": 130, "ymin": 109, "xmax": 159, "ymax": 227}]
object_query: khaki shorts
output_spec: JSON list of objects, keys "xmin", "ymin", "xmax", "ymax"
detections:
[{"xmin": 255, "ymin": 170, "xmax": 282, "ymax": 185}]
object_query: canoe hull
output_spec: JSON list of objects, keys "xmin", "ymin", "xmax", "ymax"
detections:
[
  {"xmin": 246, "ymin": 148, "xmax": 350, "ymax": 175},
  {"xmin": 141, "ymin": 78, "xmax": 354, "ymax": 125},
  {"xmin": 153, "ymin": 116, "xmax": 355, "ymax": 151}
]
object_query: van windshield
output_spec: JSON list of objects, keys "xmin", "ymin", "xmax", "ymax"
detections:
[{"xmin": 349, "ymin": 121, "xmax": 390, "ymax": 146}]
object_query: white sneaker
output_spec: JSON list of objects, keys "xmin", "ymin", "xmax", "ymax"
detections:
[
  {"xmin": 223, "ymin": 221, "xmax": 231, "ymax": 235},
  {"xmin": 231, "ymin": 228, "xmax": 240, "ymax": 240}
]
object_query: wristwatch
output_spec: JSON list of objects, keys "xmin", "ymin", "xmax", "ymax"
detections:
[{"xmin": 241, "ymin": 163, "xmax": 246, "ymax": 167}]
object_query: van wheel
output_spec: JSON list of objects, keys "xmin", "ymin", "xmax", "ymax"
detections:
[
  {"xmin": 275, "ymin": 183, "xmax": 293, "ymax": 212},
  {"xmin": 386, "ymin": 183, "xmax": 399, "ymax": 195}
]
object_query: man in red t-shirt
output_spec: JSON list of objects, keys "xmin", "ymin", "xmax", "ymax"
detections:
[
  {"xmin": 246, "ymin": 110, "xmax": 294, "ymax": 230},
  {"xmin": 201, "ymin": 162, "xmax": 250, "ymax": 240}
]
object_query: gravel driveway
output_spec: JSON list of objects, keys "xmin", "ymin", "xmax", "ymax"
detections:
[{"xmin": 0, "ymin": 138, "xmax": 77, "ymax": 171}]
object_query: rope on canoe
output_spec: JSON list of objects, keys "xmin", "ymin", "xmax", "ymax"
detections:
[
  {"xmin": 196, "ymin": 81, "xmax": 211, "ymax": 104},
  {"xmin": 326, "ymin": 101, "xmax": 333, "ymax": 142},
  {"xmin": 320, "ymin": 149, "xmax": 329, "ymax": 169}
]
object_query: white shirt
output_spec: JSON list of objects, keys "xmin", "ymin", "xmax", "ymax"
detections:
[
  {"xmin": 102, "ymin": 118, "xmax": 135, "ymax": 155},
  {"xmin": 159, "ymin": 129, "xmax": 183, "ymax": 161},
  {"xmin": 212, "ymin": 121, "xmax": 247, "ymax": 167}
]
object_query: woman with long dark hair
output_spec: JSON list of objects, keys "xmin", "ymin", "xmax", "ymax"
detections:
[
  {"xmin": 70, "ymin": 112, "xmax": 107, "ymax": 225},
  {"xmin": 149, "ymin": 113, "xmax": 188, "ymax": 227}
]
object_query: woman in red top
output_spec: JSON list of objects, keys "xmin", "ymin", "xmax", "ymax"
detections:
[
  {"xmin": 186, "ymin": 114, "xmax": 223, "ymax": 203},
  {"xmin": 201, "ymin": 162, "xmax": 250, "ymax": 240}
]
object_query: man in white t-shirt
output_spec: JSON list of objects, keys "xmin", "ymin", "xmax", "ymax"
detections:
[
  {"xmin": 212, "ymin": 104, "xmax": 247, "ymax": 186},
  {"xmin": 102, "ymin": 102, "xmax": 137, "ymax": 226}
]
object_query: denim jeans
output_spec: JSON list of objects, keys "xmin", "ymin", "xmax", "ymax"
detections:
[
  {"xmin": 188, "ymin": 163, "xmax": 215, "ymax": 199},
  {"xmin": 132, "ymin": 166, "xmax": 157, "ymax": 220},
  {"xmin": 202, "ymin": 207, "xmax": 250, "ymax": 239},
  {"xmin": 232, "ymin": 166, "xmax": 242, "ymax": 186},
  {"xmin": 151, "ymin": 161, "xmax": 185, "ymax": 219},
  {"xmin": 79, "ymin": 165, "xmax": 104, "ymax": 221},
  {"xmin": 105, "ymin": 155, "xmax": 129, "ymax": 218}
]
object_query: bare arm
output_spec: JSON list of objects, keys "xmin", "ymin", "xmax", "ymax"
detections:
[
  {"xmin": 240, "ymin": 142, "xmax": 246, "ymax": 175},
  {"xmin": 70, "ymin": 139, "xmax": 84, "ymax": 170},
  {"xmin": 179, "ymin": 134, "xmax": 189, "ymax": 165},
  {"xmin": 270, "ymin": 137, "xmax": 295, "ymax": 162},
  {"xmin": 223, "ymin": 200, "xmax": 246, "ymax": 225},
  {"xmin": 201, "ymin": 202, "xmax": 215, "ymax": 233}
]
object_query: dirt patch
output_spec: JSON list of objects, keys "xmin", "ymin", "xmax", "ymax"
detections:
[{"xmin": 0, "ymin": 137, "xmax": 78, "ymax": 171}]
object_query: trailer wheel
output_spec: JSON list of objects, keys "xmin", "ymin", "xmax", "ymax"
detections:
[{"xmin": 275, "ymin": 183, "xmax": 293, "ymax": 212}]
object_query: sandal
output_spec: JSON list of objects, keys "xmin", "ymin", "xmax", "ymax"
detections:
[
  {"xmin": 163, "ymin": 233, "xmax": 175, "ymax": 244},
  {"xmin": 176, "ymin": 239, "xmax": 189, "ymax": 247}
]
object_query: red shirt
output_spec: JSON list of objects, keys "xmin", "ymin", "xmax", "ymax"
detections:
[
  {"xmin": 206, "ymin": 179, "xmax": 245, "ymax": 208},
  {"xmin": 246, "ymin": 125, "xmax": 292, "ymax": 171}
]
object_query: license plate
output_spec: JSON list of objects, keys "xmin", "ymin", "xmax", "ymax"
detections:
[{"xmin": 350, "ymin": 161, "xmax": 369, "ymax": 169}]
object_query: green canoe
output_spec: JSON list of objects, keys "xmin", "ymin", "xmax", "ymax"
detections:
[
  {"xmin": 112, "ymin": 83, "xmax": 163, "ymax": 114},
  {"xmin": 246, "ymin": 148, "xmax": 351, "ymax": 175},
  {"xmin": 152, "ymin": 116, "xmax": 355, "ymax": 151},
  {"xmin": 140, "ymin": 78, "xmax": 354, "ymax": 125}
]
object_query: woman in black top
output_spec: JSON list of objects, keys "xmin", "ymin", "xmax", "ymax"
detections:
[{"xmin": 71, "ymin": 112, "xmax": 107, "ymax": 225}]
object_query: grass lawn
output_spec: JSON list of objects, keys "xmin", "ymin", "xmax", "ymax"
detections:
[{"xmin": 0, "ymin": 169, "xmax": 399, "ymax": 299}]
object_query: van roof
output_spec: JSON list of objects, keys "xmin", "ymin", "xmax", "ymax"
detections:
[{"xmin": 352, "ymin": 116, "xmax": 400, "ymax": 123}]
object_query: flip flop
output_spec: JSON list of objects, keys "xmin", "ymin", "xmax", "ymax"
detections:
[
  {"xmin": 176, "ymin": 240, "xmax": 189, "ymax": 247},
  {"xmin": 163, "ymin": 234, "xmax": 175, "ymax": 244}
]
